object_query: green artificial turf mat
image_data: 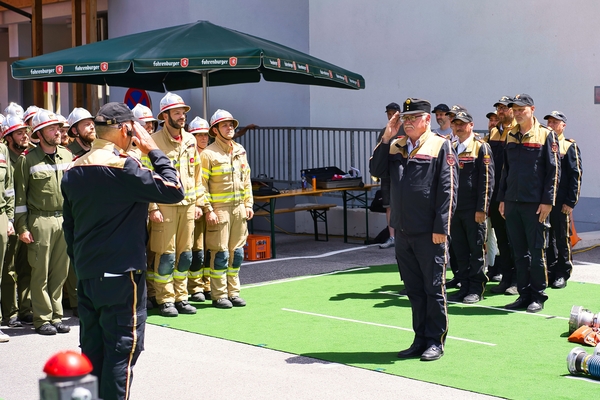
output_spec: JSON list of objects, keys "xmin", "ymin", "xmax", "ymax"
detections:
[{"xmin": 148, "ymin": 264, "xmax": 600, "ymax": 399}]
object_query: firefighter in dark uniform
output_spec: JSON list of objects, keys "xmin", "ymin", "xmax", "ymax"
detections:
[
  {"xmin": 61, "ymin": 102, "xmax": 184, "ymax": 400},
  {"xmin": 543, "ymin": 111, "xmax": 582, "ymax": 289},
  {"xmin": 370, "ymin": 98, "xmax": 458, "ymax": 361},
  {"xmin": 498, "ymin": 94, "xmax": 560, "ymax": 313},
  {"xmin": 447, "ymin": 111, "xmax": 494, "ymax": 304},
  {"xmin": 485, "ymin": 96, "xmax": 518, "ymax": 294}
]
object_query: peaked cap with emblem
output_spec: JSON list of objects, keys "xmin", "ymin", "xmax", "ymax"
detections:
[
  {"xmin": 493, "ymin": 96, "xmax": 513, "ymax": 108},
  {"xmin": 452, "ymin": 111, "xmax": 473, "ymax": 123},
  {"xmin": 400, "ymin": 98, "xmax": 431, "ymax": 115},
  {"xmin": 508, "ymin": 94, "xmax": 534, "ymax": 107},
  {"xmin": 543, "ymin": 110, "xmax": 567, "ymax": 123}
]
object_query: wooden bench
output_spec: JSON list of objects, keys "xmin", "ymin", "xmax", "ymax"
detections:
[{"xmin": 254, "ymin": 203, "xmax": 337, "ymax": 241}]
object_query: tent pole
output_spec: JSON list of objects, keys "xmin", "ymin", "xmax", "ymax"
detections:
[{"xmin": 202, "ymin": 71, "xmax": 208, "ymax": 120}]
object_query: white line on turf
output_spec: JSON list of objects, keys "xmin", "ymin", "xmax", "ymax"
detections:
[
  {"xmin": 243, "ymin": 267, "xmax": 371, "ymax": 288},
  {"xmin": 241, "ymin": 245, "xmax": 379, "ymax": 266},
  {"xmin": 565, "ymin": 375, "xmax": 600, "ymax": 384},
  {"xmin": 282, "ymin": 308, "xmax": 496, "ymax": 346},
  {"xmin": 379, "ymin": 291, "xmax": 569, "ymax": 321}
]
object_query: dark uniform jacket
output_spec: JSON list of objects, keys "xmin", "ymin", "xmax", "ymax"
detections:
[
  {"xmin": 484, "ymin": 120, "xmax": 515, "ymax": 204},
  {"xmin": 556, "ymin": 134, "xmax": 582, "ymax": 208},
  {"xmin": 370, "ymin": 129, "xmax": 458, "ymax": 235},
  {"xmin": 67, "ymin": 139, "xmax": 89, "ymax": 158},
  {"xmin": 498, "ymin": 117, "xmax": 560, "ymax": 205},
  {"xmin": 61, "ymin": 139, "xmax": 184, "ymax": 280},
  {"xmin": 455, "ymin": 137, "xmax": 494, "ymax": 212}
]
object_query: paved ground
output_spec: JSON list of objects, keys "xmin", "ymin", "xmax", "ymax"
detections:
[{"xmin": 2, "ymin": 232, "xmax": 599, "ymax": 400}]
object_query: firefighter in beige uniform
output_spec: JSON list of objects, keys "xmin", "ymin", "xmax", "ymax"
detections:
[
  {"xmin": 143, "ymin": 93, "xmax": 206, "ymax": 317},
  {"xmin": 201, "ymin": 109, "xmax": 253, "ymax": 309},
  {"xmin": 187, "ymin": 117, "xmax": 212, "ymax": 302},
  {"xmin": 14, "ymin": 109, "xmax": 72, "ymax": 335}
]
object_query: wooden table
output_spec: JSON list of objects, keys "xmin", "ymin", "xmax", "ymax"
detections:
[{"xmin": 252, "ymin": 184, "xmax": 379, "ymax": 257}]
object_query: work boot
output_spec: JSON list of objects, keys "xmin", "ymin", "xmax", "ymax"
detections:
[
  {"xmin": 505, "ymin": 285, "xmax": 518, "ymax": 295},
  {"xmin": 212, "ymin": 298, "xmax": 233, "ymax": 309},
  {"xmin": 229, "ymin": 297, "xmax": 247, "ymax": 307},
  {"xmin": 52, "ymin": 322, "xmax": 71, "ymax": 334},
  {"xmin": 19, "ymin": 314, "xmax": 33, "ymax": 324},
  {"xmin": 175, "ymin": 300, "xmax": 197, "ymax": 314},
  {"xmin": 551, "ymin": 277, "xmax": 567, "ymax": 289},
  {"xmin": 204, "ymin": 291, "xmax": 212, "ymax": 301},
  {"xmin": 146, "ymin": 296, "xmax": 158, "ymax": 309},
  {"xmin": 7, "ymin": 316, "xmax": 23, "ymax": 328},
  {"xmin": 379, "ymin": 236, "xmax": 395, "ymax": 249},
  {"xmin": 463, "ymin": 294, "xmax": 481, "ymax": 304},
  {"xmin": 35, "ymin": 323, "xmax": 57, "ymax": 336},
  {"xmin": 490, "ymin": 281, "xmax": 510, "ymax": 294},
  {"xmin": 448, "ymin": 291, "xmax": 467, "ymax": 302},
  {"xmin": 446, "ymin": 278, "xmax": 461, "ymax": 289},
  {"xmin": 190, "ymin": 292, "xmax": 206, "ymax": 302},
  {"xmin": 159, "ymin": 302, "xmax": 179, "ymax": 317}
]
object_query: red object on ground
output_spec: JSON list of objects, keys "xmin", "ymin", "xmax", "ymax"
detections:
[{"xmin": 43, "ymin": 350, "xmax": 93, "ymax": 377}]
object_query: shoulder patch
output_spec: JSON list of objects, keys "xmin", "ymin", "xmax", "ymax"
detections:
[
  {"xmin": 551, "ymin": 142, "xmax": 559, "ymax": 153},
  {"xmin": 446, "ymin": 154, "xmax": 456, "ymax": 166},
  {"xmin": 483, "ymin": 154, "xmax": 491, "ymax": 165}
]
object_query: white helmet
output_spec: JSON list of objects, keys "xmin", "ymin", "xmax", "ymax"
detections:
[
  {"xmin": 23, "ymin": 105, "xmax": 39, "ymax": 122},
  {"xmin": 4, "ymin": 102, "xmax": 24, "ymax": 118},
  {"xmin": 188, "ymin": 116, "xmax": 210, "ymax": 135},
  {"xmin": 31, "ymin": 109, "xmax": 61, "ymax": 135},
  {"xmin": 209, "ymin": 109, "xmax": 239, "ymax": 137},
  {"xmin": 56, "ymin": 114, "xmax": 69, "ymax": 128},
  {"xmin": 132, "ymin": 103, "xmax": 158, "ymax": 123},
  {"xmin": 0, "ymin": 114, "xmax": 5, "ymax": 136},
  {"xmin": 67, "ymin": 107, "xmax": 94, "ymax": 128},
  {"xmin": 2, "ymin": 114, "xmax": 28, "ymax": 138},
  {"xmin": 158, "ymin": 92, "xmax": 190, "ymax": 120}
]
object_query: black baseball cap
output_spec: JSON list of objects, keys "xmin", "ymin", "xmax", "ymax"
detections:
[
  {"xmin": 445, "ymin": 104, "xmax": 468, "ymax": 116},
  {"xmin": 95, "ymin": 102, "xmax": 135, "ymax": 125},
  {"xmin": 508, "ymin": 94, "xmax": 535, "ymax": 107},
  {"xmin": 452, "ymin": 111, "xmax": 473, "ymax": 123},
  {"xmin": 493, "ymin": 96, "xmax": 513, "ymax": 108},
  {"xmin": 543, "ymin": 111, "xmax": 567, "ymax": 123},
  {"xmin": 401, "ymin": 98, "xmax": 431, "ymax": 115},
  {"xmin": 432, "ymin": 103, "xmax": 450, "ymax": 113},
  {"xmin": 385, "ymin": 102, "xmax": 401, "ymax": 112},
  {"xmin": 486, "ymin": 111, "xmax": 498, "ymax": 119}
]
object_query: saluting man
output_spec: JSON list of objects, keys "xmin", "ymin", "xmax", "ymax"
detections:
[{"xmin": 370, "ymin": 98, "xmax": 458, "ymax": 361}]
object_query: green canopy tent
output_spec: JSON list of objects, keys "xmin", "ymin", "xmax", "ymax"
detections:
[{"xmin": 11, "ymin": 20, "xmax": 365, "ymax": 118}]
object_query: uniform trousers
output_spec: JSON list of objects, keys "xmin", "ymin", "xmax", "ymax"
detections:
[
  {"xmin": 489, "ymin": 201, "xmax": 515, "ymax": 284},
  {"xmin": 546, "ymin": 207, "xmax": 573, "ymax": 282},
  {"xmin": 0, "ymin": 213, "xmax": 9, "ymax": 321},
  {"xmin": 206, "ymin": 204, "xmax": 248, "ymax": 300},
  {"xmin": 188, "ymin": 216, "xmax": 210, "ymax": 295},
  {"xmin": 450, "ymin": 209, "xmax": 488, "ymax": 297},
  {"xmin": 1, "ymin": 233, "xmax": 31, "ymax": 320},
  {"xmin": 394, "ymin": 230, "xmax": 448, "ymax": 349},
  {"xmin": 27, "ymin": 214, "xmax": 69, "ymax": 329},
  {"xmin": 65, "ymin": 261, "xmax": 78, "ymax": 308},
  {"xmin": 504, "ymin": 201, "xmax": 549, "ymax": 304},
  {"xmin": 78, "ymin": 271, "xmax": 146, "ymax": 400},
  {"xmin": 150, "ymin": 204, "xmax": 194, "ymax": 304}
]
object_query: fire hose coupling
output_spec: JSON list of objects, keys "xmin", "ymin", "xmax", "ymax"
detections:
[
  {"xmin": 567, "ymin": 345, "xmax": 600, "ymax": 379},
  {"xmin": 569, "ymin": 305, "xmax": 600, "ymax": 334}
]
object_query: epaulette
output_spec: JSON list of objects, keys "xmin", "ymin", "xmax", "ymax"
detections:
[
  {"xmin": 22, "ymin": 149, "xmax": 30, "ymax": 156},
  {"xmin": 119, "ymin": 153, "xmax": 129, "ymax": 158},
  {"xmin": 435, "ymin": 133, "xmax": 449, "ymax": 139},
  {"xmin": 566, "ymin": 138, "xmax": 576, "ymax": 143},
  {"xmin": 72, "ymin": 155, "xmax": 81, "ymax": 161}
]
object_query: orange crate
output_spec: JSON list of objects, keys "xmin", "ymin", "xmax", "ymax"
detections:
[{"xmin": 244, "ymin": 234, "xmax": 271, "ymax": 261}]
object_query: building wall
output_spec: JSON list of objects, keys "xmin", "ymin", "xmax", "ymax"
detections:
[{"xmin": 309, "ymin": 0, "xmax": 600, "ymax": 197}]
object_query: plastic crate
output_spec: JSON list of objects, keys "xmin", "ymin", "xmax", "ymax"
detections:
[{"xmin": 244, "ymin": 234, "xmax": 271, "ymax": 261}]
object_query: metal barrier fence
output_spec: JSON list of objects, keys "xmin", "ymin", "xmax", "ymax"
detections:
[
  {"xmin": 237, "ymin": 126, "xmax": 382, "ymax": 189},
  {"xmin": 237, "ymin": 127, "xmax": 489, "ymax": 191}
]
